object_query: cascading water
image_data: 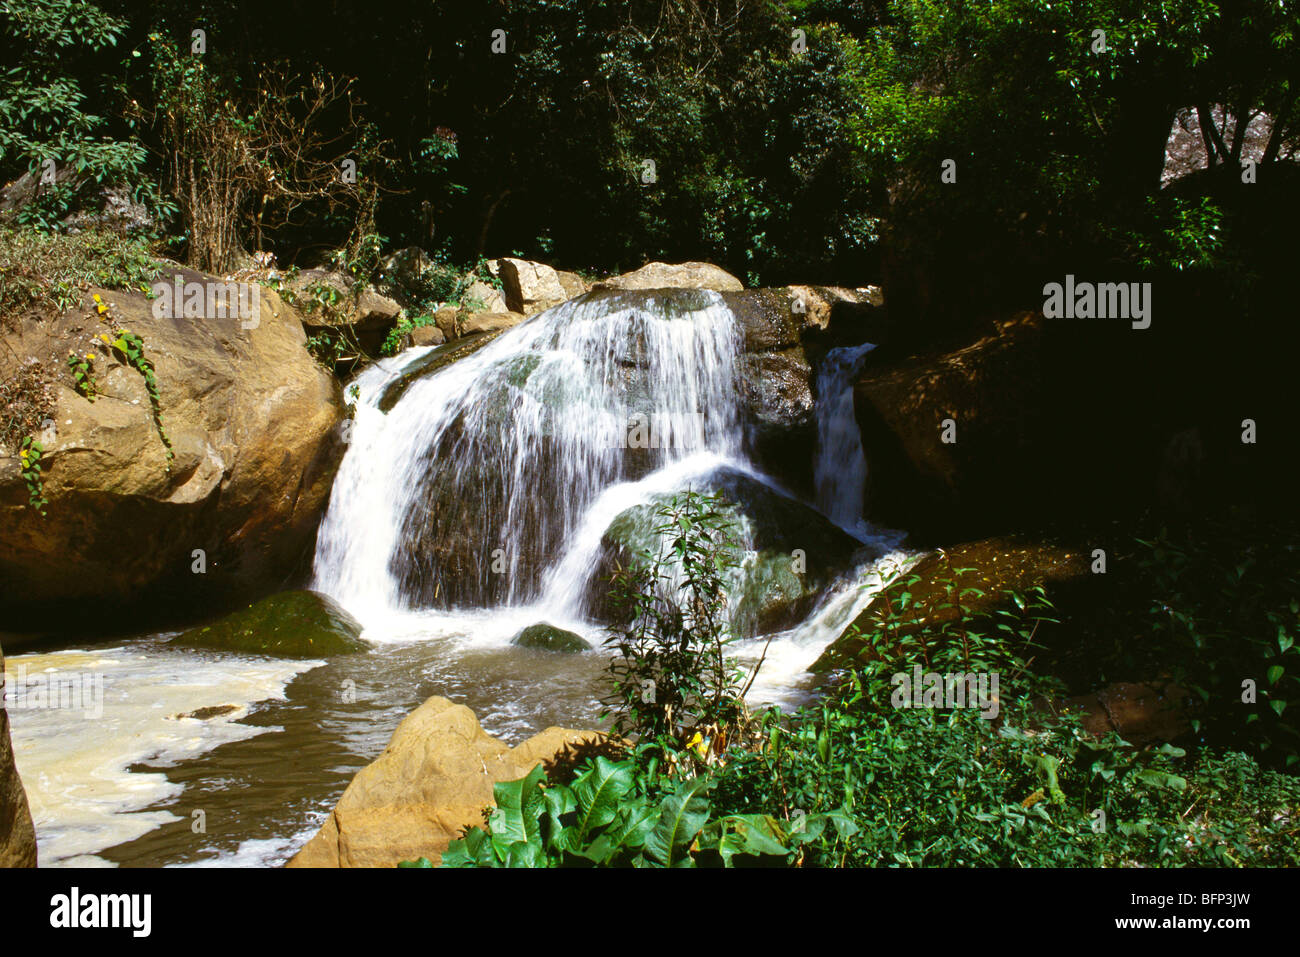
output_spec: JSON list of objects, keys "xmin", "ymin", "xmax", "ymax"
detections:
[
  {"xmin": 813, "ymin": 342, "xmax": 878, "ymax": 538},
  {"xmin": 312, "ymin": 289, "xmax": 746, "ymax": 621},
  {"xmin": 5, "ymin": 287, "xmax": 913, "ymax": 868},
  {"xmin": 311, "ymin": 287, "xmax": 910, "ymax": 705}
]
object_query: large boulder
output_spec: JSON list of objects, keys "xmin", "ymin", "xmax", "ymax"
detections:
[
  {"xmin": 286, "ymin": 696, "xmax": 609, "ymax": 867},
  {"xmin": 461, "ymin": 279, "xmax": 508, "ymax": 314},
  {"xmin": 586, "ymin": 467, "xmax": 868, "ymax": 637},
  {"xmin": 0, "ymin": 641, "xmax": 38, "ymax": 867},
  {"xmin": 171, "ymin": 590, "xmax": 368, "ymax": 657},
  {"xmin": 1, "ymin": 164, "xmax": 153, "ymax": 235},
  {"xmin": 595, "ymin": 261, "xmax": 744, "ymax": 293},
  {"xmin": 0, "ymin": 270, "xmax": 347, "ymax": 629},
  {"xmin": 497, "ymin": 258, "xmax": 568, "ymax": 315}
]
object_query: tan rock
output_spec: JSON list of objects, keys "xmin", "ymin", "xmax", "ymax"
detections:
[
  {"xmin": 459, "ymin": 311, "xmax": 527, "ymax": 336},
  {"xmin": 595, "ymin": 261, "xmax": 744, "ymax": 292},
  {"xmin": 0, "ymin": 270, "xmax": 346, "ymax": 621},
  {"xmin": 497, "ymin": 258, "xmax": 568, "ymax": 315},
  {"xmin": 433, "ymin": 306, "xmax": 461, "ymax": 341},
  {"xmin": 286, "ymin": 696, "xmax": 609, "ymax": 867},
  {"xmin": 0, "ymin": 642, "xmax": 37, "ymax": 867},
  {"xmin": 288, "ymin": 269, "xmax": 401, "ymax": 331},
  {"xmin": 555, "ymin": 270, "xmax": 590, "ymax": 299},
  {"xmin": 411, "ymin": 324, "xmax": 446, "ymax": 347},
  {"xmin": 461, "ymin": 279, "xmax": 508, "ymax": 314}
]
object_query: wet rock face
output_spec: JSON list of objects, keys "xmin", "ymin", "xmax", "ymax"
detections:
[
  {"xmin": 0, "ymin": 642, "xmax": 38, "ymax": 867},
  {"xmin": 585, "ymin": 467, "xmax": 869, "ymax": 638},
  {"xmin": 0, "ymin": 273, "xmax": 346, "ymax": 629},
  {"xmin": 171, "ymin": 590, "xmax": 368, "ymax": 658},
  {"xmin": 721, "ymin": 286, "xmax": 886, "ymax": 497}
]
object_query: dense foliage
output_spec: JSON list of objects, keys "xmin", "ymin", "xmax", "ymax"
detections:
[
  {"xmin": 420, "ymin": 495, "xmax": 1300, "ymax": 869},
  {"xmin": 1, "ymin": 1, "xmax": 1294, "ymax": 292}
]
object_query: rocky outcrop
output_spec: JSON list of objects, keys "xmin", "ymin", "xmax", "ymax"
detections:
[
  {"xmin": 0, "ymin": 271, "xmax": 347, "ymax": 629},
  {"xmin": 287, "ymin": 268, "xmax": 402, "ymax": 355},
  {"xmin": 595, "ymin": 261, "xmax": 744, "ymax": 292},
  {"xmin": 1, "ymin": 164, "xmax": 153, "ymax": 235},
  {"xmin": 0, "ymin": 641, "xmax": 38, "ymax": 867},
  {"xmin": 286, "ymin": 696, "xmax": 609, "ymax": 867},
  {"xmin": 721, "ymin": 285, "xmax": 886, "ymax": 497}
]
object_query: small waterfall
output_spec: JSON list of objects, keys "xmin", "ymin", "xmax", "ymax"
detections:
[
  {"xmin": 312, "ymin": 290, "xmax": 746, "ymax": 620},
  {"xmin": 813, "ymin": 343, "xmax": 877, "ymax": 538}
]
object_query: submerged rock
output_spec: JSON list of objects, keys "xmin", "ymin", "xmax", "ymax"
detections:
[
  {"xmin": 511, "ymin": 622, "xmax": 591, "ymax": 653},
  {"xmin": 173, "ymin": 590, "xmax": 368, "ymax": 658},
  {"xmin": 286, "ymin": 696, "xmax": 609, "ymax": 867}
]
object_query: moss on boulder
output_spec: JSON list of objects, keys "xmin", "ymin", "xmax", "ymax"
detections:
[
  {"xmin": 173, "ymin": 589, "xmax": 368, "ymax": 657},
  {"xmin": 511, "ymin": 622, "xmax": 591, "ymax": 653}
]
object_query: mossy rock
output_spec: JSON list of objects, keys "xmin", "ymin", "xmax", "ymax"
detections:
[
  {"xmin": 173, "ymin": 590, "xmax": 368, "ymax": 657},
  {"xmin": 587, "ymin": 467, "xmax": 866, "ymax": 637},
  {"xmin": 510, "ymin": 622, "xmax": 591, "ymax": 653},
  {"xmin": 809, "ymin": 537, "xmax": 1091, "ymax": 673}
]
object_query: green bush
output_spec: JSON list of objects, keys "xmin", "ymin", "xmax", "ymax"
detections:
[{"xmin": 0, "ymin": 225, "xmax": 159, "ymax": 318}]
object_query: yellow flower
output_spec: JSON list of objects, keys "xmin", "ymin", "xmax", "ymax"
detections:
[
  {"xmin": 92, "ymin": 294, "xmax": 102, "ymax": 302},
  {"xmin": 85, "ymin": 354, "xmax": 94, "ymax": 362},
  {"xmin": 686, "ymin": 731, "xmax": 708, "ymax": 758},
  {"xmin": 100, "ymin": 333, "xmax": 110, "ymax": 343}
]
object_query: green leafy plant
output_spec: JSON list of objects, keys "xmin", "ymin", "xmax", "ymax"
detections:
[
  {"xmin": 96, "ymin": 312, "xmax": 171, "ymax": 464},
  {"xmin": 429, "ymin": 753, "xmax": 847, "ymax": 869},
  {"xmin": 18, "ymin": 434, "xmax": 47, "ymax": 515},
  {"xmin": 65, "ymin": 351, "xmax": 96, "ymax": 401},
  {"xmin": 602, "ymin": 490, "xmax": 749, "ymax": 762}
]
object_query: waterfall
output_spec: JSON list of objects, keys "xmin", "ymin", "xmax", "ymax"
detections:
[
  {"xmin": 813, "ymin": 342, "xmax": 877, "ymax": 538},
  {"xmin": 312, "ymin": 290, "xmax": 747, "ymax": 620}
]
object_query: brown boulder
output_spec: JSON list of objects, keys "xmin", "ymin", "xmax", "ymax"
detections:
[
  {"xmin": 287, "ymin": 269, "xmax": 401, "ymax": 333},
  {"xmin": 0, "ymin": 642, "xmax": 38, "ymax": 867},
  {"xmin": 459, "ymin": 310, "xmax": 527, "ymax": 336},
  {"xmin": 811, "ymin": 536, "xmax": 1092, "ymax": 673},
  {"xmin": 0, "ymin": 272, "xmax": 346, "ymax": 628},
  {"xmin": 286, "ymin": 696, "xmax": 609, "ymax": 868},
  {"xmin": 1064, "ymin": 681, "xmax": 1191, "ymax": 745},
  {"xmin": 410, "ymin": 324, "xmax": 446, "ymax": 347}
]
